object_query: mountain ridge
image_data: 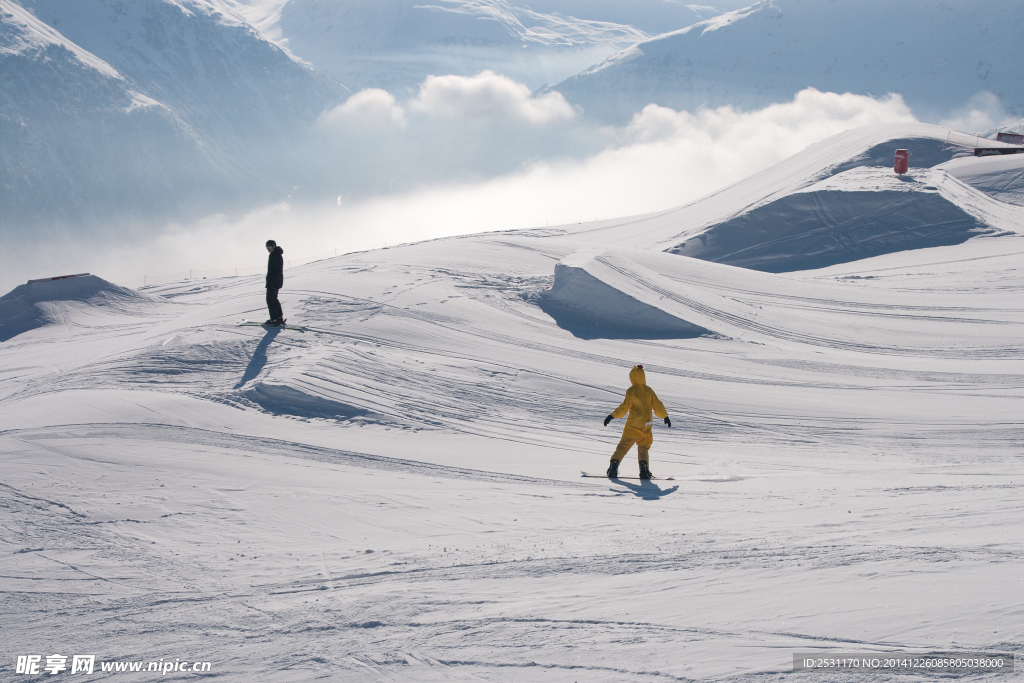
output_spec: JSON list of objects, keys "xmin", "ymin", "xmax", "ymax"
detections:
[
  {"xmin": 552, "ymin": 0, "xmax": 1024, "ymax": 123},
  {"xmin": 0, "ymin": 0, "xmax": 344, "ymax": 240}
]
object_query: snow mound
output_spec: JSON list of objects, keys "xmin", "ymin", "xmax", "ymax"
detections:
[
  {"xmin": 538, "ymin": 249, "xmax": 711, "ymax": 339},
  {"xmin": 0, "ymin": 275, "xmax": 154, "ymax": 342},
  {"xmin": 237, "ymin": 382, "xmax": 370, "ymax": 421},
  {"xmin": 938, "ymin": 153, "xmax": 1024, "ymax": 207},
  {"xmin": 666, "ymin": 167, "xmax": 1020, "ymax": 272}
]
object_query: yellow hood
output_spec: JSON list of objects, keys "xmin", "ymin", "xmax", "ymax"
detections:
[{"xmin": 611, "ymin": 364, "xmax": 667, "ymax": 446}]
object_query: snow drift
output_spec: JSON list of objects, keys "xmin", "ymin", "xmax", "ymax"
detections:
[
  {"xmin": 667, "ymin": 167, "xmax": 1020, "ymax": 272},
  {"xmin": 237, "ymin": 382, "xmax": 371, "ymax": 420},
  {"xmin": 538, "ymin": 250, "xmax": 710, "ymax": 339},
  {"xmin": 0, "ymin": 274, "xmax": 158, "ymax": 342},
  {"xmin": 938, "ymin": 153, "xmax": 1024, "ymax": 207}
]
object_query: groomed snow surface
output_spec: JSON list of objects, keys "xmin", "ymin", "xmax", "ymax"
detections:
[{"xmin": 3, "ymin": 125, "xmax": 1023, "ymax": 680}]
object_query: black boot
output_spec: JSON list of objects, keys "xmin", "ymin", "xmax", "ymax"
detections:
[
  {"xmin": 639, "ymin": 461, "xmax": 652, "ymax": 479},
  {"xmin": 606, "ymin": 459, "xmax": 620, "ymax": 478}
]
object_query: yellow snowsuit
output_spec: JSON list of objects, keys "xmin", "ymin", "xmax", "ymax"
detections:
[{"xmin": 610, "ymin": 365, "xmax": 668, "ymax": 464}]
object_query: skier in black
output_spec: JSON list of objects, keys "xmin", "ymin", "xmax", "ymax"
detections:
[{"xmin": 265, "ymin": 239, "xmax": 285, "ymax": 326}]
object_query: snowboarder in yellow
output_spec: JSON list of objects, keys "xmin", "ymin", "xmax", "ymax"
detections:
[{"xmin": 603, "ymin": 365, "xmax": 670, "ymax": 479}]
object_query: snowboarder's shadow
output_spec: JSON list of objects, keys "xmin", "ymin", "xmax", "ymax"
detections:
[
  {"xmin": 235, "ymin": 327, "xmax": 280, "ymax": 388},
  {"xmin": 611, "ymin": 479, "xmax": 679, "ymax": 500}
]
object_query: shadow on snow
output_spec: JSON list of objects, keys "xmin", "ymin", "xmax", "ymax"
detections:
[
  {"xmin": 235, "ymin": 327, "xmax": 280, "ymax": 388},
  {"xmin": 611, "ymin": 479, "xmax": 680, "ymax": 500}
]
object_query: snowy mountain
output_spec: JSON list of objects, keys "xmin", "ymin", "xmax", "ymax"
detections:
[
  {"xmin": 0, "ymin": 0, "xmax": 232, "ymax": 235},
  {"xmin": 553, "ymin": 0, "xmax": 1024, "ymax": 123},
  {"xmin": 257, "ymin": 0, "xmax": 722, "ymax": 92},
  {"xmin": 3, "ymin": 120, "xmax": 1023, "ymax": 677},
  {"xmin": 0, "ymin": 0, "xmax": 343, "ymax": 239}
]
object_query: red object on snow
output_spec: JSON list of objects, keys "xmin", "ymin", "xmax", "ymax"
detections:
[{"xmin": 894, "ymin": 149, "xmax": 909, "ymax": 174}]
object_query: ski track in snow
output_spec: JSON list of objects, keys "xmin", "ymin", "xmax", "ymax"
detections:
[{"xmin": 4, "ymin": 127, "xmax": 1024, "ymax": 679}]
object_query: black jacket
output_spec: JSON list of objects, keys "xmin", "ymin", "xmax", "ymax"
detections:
[{"xmin": 266, "ymin": 246, "xmax": 284, "ymax": 289}]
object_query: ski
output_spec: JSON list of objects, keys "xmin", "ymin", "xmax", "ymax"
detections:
[
  {"xmin": 581, "ymin": 471, "xmax": 674, "ymax": 481},
  {"xmin": 239, "ymin": 320, "xmax": 308, "ymax": 331}
]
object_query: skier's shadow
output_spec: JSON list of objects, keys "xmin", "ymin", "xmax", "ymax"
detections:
[
  {"xmin": 235, "ymin": 327, "xmax": 280, "ymax": 389},
  {"xmin": 611, "ymin": 479, "xmax": 679, "ymax": 500}
]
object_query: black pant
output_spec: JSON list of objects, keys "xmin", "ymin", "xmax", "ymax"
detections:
[{"xmin": 266, "ymin": 287, "xmax": 283, "ymax": 321}]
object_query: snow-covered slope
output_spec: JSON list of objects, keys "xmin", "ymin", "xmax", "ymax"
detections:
[
  {"xmin": 0, "ymin": 0, "xmax": 121, "ymax": 77},
  {"xmin": 266, "ymin": 0, "xmax": 719, "ymax": 92},
  {"xmin": 3, "ymin": 214, "xmax": 1024, "ymax": 677},
  {"xmin": 0, "ymin": 0, "xmax": 343, "ymax": 237},
  {"xmin": 553, "ymin": 0, "xmax": 1024, "ymax": 122},
  {"xmin": 27, "ymin": 0, "xmax": 341, "ymax": 139},
  {"xmin": 6, "ymin": 101, "xmax": 1024, "ymax": 676}
]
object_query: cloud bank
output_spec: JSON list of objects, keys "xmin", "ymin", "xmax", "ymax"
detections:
[
  {"xmin": 322, "ymin": 88, "xmax": 407, "ymax": 128},
  {"xmin": 408, "ymin": 70, "xmax": 576, "ymax": 124}
]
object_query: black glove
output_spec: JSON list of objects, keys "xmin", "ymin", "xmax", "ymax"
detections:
[
  {"xmin": 664, "ymin": 416, "xmax": 671, "ymax": 428},
  {"xmin": 603, "ymin": 414, "xmax": 613, "ymax": 426}
]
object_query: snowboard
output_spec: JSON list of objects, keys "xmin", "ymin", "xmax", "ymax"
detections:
[
  {"xmin": 581, "ymin": 471, "xmax": 675, "ymax": 481},
  {"xmin": 239, "ymin": 320, "xmax": 308, "ymax": 331}
]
